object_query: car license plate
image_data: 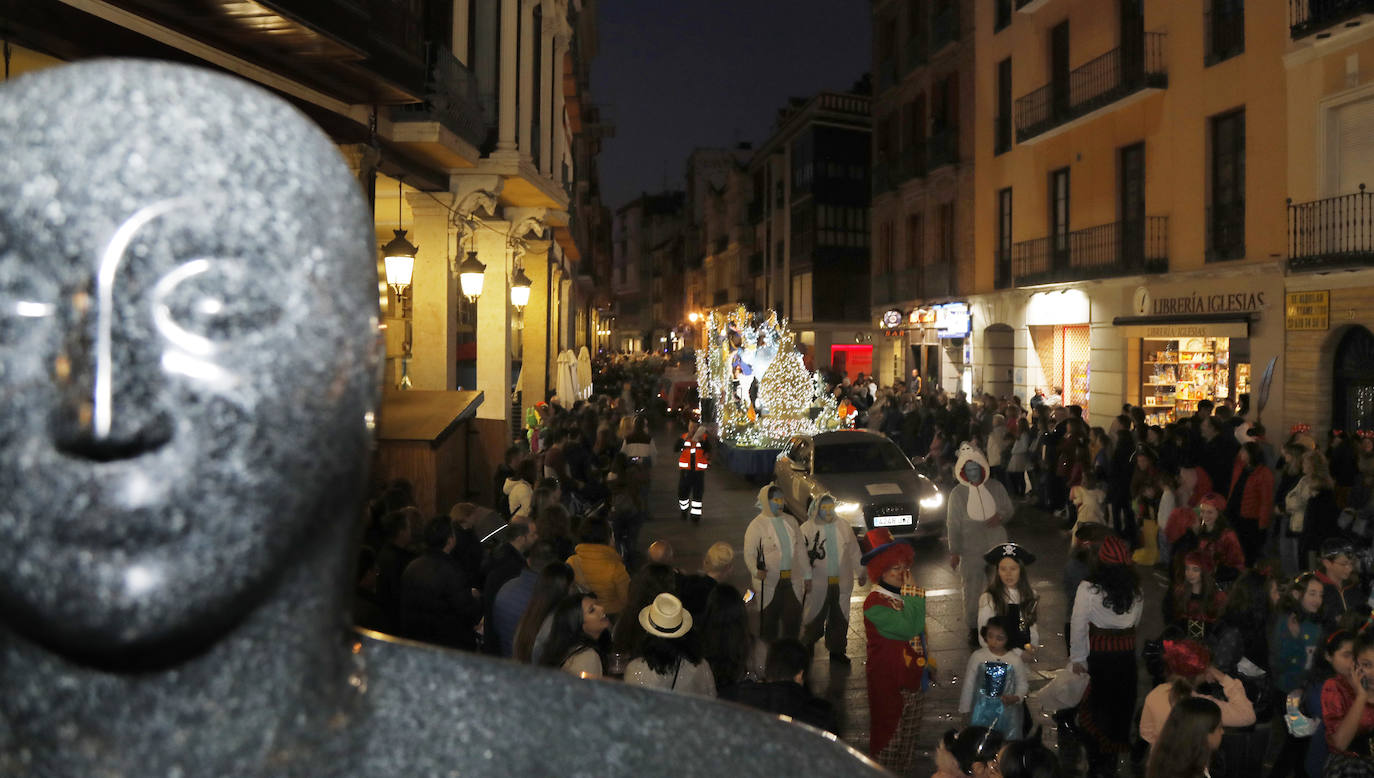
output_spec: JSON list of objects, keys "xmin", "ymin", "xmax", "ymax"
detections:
[{"xmin": 873, "ymin": 514, "xmax": 913, "ymax": 527}]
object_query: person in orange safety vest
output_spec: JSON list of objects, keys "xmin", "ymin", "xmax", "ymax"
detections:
[{"xmin": 676, "ymin": 420, "xmax": 711, "ymax": 523}]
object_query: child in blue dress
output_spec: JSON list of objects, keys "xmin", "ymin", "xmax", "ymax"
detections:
[{"xmin": 959, "ymin": 616, "xmax": 1030, "ymax": 739}]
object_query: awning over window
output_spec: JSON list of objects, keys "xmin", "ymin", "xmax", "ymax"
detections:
[{"xmin": 1112, "ymin": 313, "xmax": 1251, "ymax": 339}]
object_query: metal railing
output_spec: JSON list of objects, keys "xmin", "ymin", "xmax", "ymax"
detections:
[
  {"xmin": 392, "ymin": 43, "xmax": 488, "ymax": 149},
  {"xmin": 928, "ymin": 126, "xmax": 958, "ymax": 170},
  {"xmin": 904, "ymin": 34, "xmax": 929, "ymax": 73},
  {"xmin": 1289, "ymin": 186, "xmax": 1374, "ymax": 271},
  {"xmin": 1011, "ymin": 216, "xmax": 1168, "ymax": 286},
  {"xmin": 1206, "ymin": 201, "xmax": 1246, "ymax": 262},
  {"xmin": 931, "ymin": 3, "xmax": 960, "ymax": 50},
  {"xmin": 1015, "ymin": 32, "xmax": 1168, "ymax": 142},
  {"xmin": 1290, "ymin": 0, "xmax": 1374, "ymax": 39},
  {"xmin": 1205, "ymin": 4, "xmax": 1245, "ymax": 65},
  {"xmin": 994, "ymin": 115, "xmax": 1012, "ymax": 155}
]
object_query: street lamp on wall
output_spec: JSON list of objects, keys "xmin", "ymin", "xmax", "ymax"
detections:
[
  {"xmin": 383, "ymin": 177, "xmax": 417, "ymax": 296},
  {"xmin": 458, "ymin": 250, "xmax": 486, "ymax": 302},
  {"xmin": 510, "ymin": 265, "xmax": 532, "ymax": 310}
]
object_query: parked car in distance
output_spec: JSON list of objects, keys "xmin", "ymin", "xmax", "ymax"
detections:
[{"xmin": 773, "ymin": 430, "xmax": 944, "ymax": 538}]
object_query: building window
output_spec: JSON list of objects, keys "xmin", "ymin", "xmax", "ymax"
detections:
[
  {"xmin": 878, "ymin": 221, "xmax": 894, "ymax": 273},
  {"xmin": 907, "ymin": 213, "xmax": 924, "ymax": 268},
  {"xmin": 996, "ymin": 188, "xmax": 1012, "ymax": 288},
  {"xmin": 995, "ymin": 0, "xmax": 1011, "ymax": 32},
  {"xmin": 1049, "ymin": 167, "xmax": 1070, "ymax": 268},
  {"xmin": 1205, "ymin": 0, "xmax": 1244, "ymax": 66},
  {"xmin": 995, "ymin": 58, "xmax": 1012, "ymax": 155},
  {"xmin": 937, "ymin": 202, "xmax": 955, "ymax": 264},
  {"xmin": 790, "ymin": 272, "xmax": 813, "ymax": 321},
  {"xmin": 1208, "ymin": 108, "xmax": 1246, "ymax": 261}
]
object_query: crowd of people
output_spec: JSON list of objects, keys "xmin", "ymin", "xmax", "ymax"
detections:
[{"xmin": 349, "ymin": 363, "xmax": 1374, "ymax": 778}]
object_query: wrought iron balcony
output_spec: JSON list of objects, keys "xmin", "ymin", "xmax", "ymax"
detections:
[
  {"xmin": 1290, "ymin": 0, "xmax": 1374, "ymax": 40},
  {"xmin": 1011, "ymin": 216, "xmax": 1168, "ymax": 286},
  {"xmin": 1206, "ymin": 201, "xmax": 1246, "ymax": 262},
  {"xmin": 1288, "ymin": 186, "xmax": 1374, "ymax": 271},
  {"xmin": 1014, "ymin": 32, "xmax": 1168, "ymax": 144},
  {"xmin": 927, "ymin": 126, "xmax": 958, "ymax": 171},
  {"xmin": 391, "ymin": 44, "xmax": 488, "ymax": 149}
]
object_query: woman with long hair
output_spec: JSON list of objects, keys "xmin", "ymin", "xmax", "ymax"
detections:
[
  {"xmin": 624, "ymin": 593, "xmax": 715, "ymax": 697},
  {"xmin": 1070, "ymin": 534, "xmax": 1144, "ymax": 778},
  {"xmin": 1170, "ymin": 494, "xmax": 1245, "ymax": 586},
  {"xmin": 697, "ymin": 583, "xmax": 764, "ymax": 694},
  {"xmin": 1266, "ymin": 575, "xmax": 1330, "ymax": 778},
  {"xmin": 1145, "ymin": 697, "xmax": 1223, "ymax": 778},
  {"xmin": 978, "ymin": 543, "xmax": 1040, "ymax": 656},
  {"xmin": 537, "ymin": 592, "xmax": 611, "ymax": 677},
  {"xmin": 512, "ymin": 562, "xmax": 575, "ymax": 664},
  {"xmin": 1296, "ymin": 630, "xmax": 1358, "ymax": 778},
  {"xmin": 611, "ymin": 562, "xmax": 678, "ymax": 658},
  {"xmin": 1293, "ymin": 450, "xmax": 1339, "ymax": 575},
  {"xmin": 1162, "ymin": 552, "xmax": 1226, "ymax": 640},
  {"xmin": 993, "ymin": 737, "xmax": 1065, "ymax": 778}
]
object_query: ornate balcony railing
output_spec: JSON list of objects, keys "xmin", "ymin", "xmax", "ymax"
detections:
[
  {"xmin": 391, "ymin": 43, "xmax": 488, "ymax": 149},
  {"xmin": 1290, "ymin": 0, "xmax": 1374, "ymax": 40},
  {"xmin": 1015, "ymin": 32, "xmax": 1168, "ymax": 143},
  {"xmin": 1289, "ymin": 186, "xmax": 1374, "ymax": 271},
  {"xmin": 1011, "ymin": 216, "xmax": 1168, "ymax": 286},
  {"xmin": 1206, "ymin": 201, "xmax": 1246, "ymax": 262},
  {"xmin": 927, "ymin": 126, "xmax": 958, "ymax": 170}
]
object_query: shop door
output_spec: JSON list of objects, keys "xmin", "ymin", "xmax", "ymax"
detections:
[
  {"xmin": 1333, "ymin": 326, "xmax": 1374, "ymax": 434},
  {"xmin": 1120, "ymin": 143, "xmax": 1145, "ymax": 270},
  {"xmin": 1063, "ymin": 325, "xmax": 1091, "ymax": 412}
]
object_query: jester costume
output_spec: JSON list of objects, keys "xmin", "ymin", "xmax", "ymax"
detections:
[{"xmin": 862, "ymin": 529, "xmax": 934, "ymax": 773}]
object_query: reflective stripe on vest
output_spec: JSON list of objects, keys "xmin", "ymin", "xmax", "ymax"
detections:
[{"xmin": 677, "ymin": 436, "xmax": 709, "ymax": 470}]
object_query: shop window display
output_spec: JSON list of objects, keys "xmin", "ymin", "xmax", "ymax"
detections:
[{"xmin": 1141, "ymin": 337, "xmax": 1251, "ymax": 425}]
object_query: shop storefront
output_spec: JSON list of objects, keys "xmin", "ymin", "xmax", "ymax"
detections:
[
  {"xmin": 872, "ymin": 304, "xmax": 971, "ymax": 394},
  {"xmin": 1114, "ymin": 276, "xmax": 1281, "ymax": 428},
  {"xmin": 1025, "ymin": 290, "xmax": 1093, "ymax": 409}
]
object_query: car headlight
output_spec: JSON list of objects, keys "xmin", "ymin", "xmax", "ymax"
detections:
[
  {"xmin": 835, "ymin": 501, "xmax": 864, "ymax": 522},
  {"xmin": 919, "ymin": 492, "xmax": 944, "ymax": 510}
]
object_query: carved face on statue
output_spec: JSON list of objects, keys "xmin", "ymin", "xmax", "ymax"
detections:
[{"xmin": 0, "ymin": 61, "xmax": 380, "ymax": 659}]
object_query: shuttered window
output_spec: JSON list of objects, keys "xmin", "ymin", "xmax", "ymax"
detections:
[{"xmin": 1337, "ymin": 98, "xmax": 1374, "ymax": 195}]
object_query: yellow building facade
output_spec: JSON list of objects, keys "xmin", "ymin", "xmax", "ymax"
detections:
[
  {"xmin": 971, "ymin": 0, "xmax": 1289, "ymax": 429},
  {"xmin": 1283, "ymin": 10, "xmax": 1374, "ymax": 438}
]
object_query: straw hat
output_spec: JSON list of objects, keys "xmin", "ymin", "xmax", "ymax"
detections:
[{"xmin": 639, "ymin": 593, "xmax": 692, "ymax": 639}]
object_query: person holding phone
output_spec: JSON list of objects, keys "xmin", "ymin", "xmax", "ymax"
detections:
[{"xmin": 1321, "ymin": 634, "xmax": 1374, "ymax": 776}]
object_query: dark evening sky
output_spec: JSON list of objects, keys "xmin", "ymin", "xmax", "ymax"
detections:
[{"xmin": 591, "ymin": 1, "xmax": 872, "ymax": 210}]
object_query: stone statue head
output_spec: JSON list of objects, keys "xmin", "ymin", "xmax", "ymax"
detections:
[{"xmin": 0, "ymin": 60, "xmax": 380, "ymax": 661}]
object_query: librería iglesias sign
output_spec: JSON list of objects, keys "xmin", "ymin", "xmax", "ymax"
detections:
[{"xmin": 1147, "ymin": 291, "xmax": 1267, "ymax": 315}]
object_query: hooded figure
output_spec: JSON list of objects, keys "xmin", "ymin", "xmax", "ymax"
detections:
[
  {"xmin": 799, "ymin": 493, "xmax": 865, "ymax": 664},
  {"xmin": 947, "ymin": 443, "xmax": 1014, "ymax": 643},
  {"xmin": 744, "ymin": 483, "xmax": 810, "ymax": 641}
]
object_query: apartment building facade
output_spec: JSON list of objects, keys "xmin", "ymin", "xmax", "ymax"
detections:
[{"xmin": 970, "ymin": 0, "xmax": 1288, "ymax": 427}]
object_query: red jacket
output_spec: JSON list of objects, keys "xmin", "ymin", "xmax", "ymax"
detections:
[{"xmin": 1228, "ymin": 463, "xmax": 1275, "ymax": 529}]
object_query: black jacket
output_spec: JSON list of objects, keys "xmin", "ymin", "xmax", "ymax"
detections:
[
  {"xmin": 722, "ymin": 681, "xmax": 838, "ymax": 734},
  {"xmin": 399, "ymin": 551, "xmax": 481, "ymax": 650}
]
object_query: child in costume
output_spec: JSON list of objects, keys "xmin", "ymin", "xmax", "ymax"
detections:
[
  {"xmin": 959, "ymin": 616, "xmax": 1030, "ymax": 740},
  {"xmin": 862, "ymin": 528, "xmax": 934, "ymax": 774},
  {"xmin": 799, "ymin": 493, "xmax": 864, "ymax": 664},
  {"xmin": 978, "ymin": 542, "xmax": 1040, "ymax": 657},
  {"xmin": 743, "ymin": 484, "xmax": 809, "ymax": 642}
]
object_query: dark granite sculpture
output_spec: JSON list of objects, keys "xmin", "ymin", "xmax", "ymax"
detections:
[{"xmin": 0, "ymin": 60, "xmax": 883, "ymax": 775}]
